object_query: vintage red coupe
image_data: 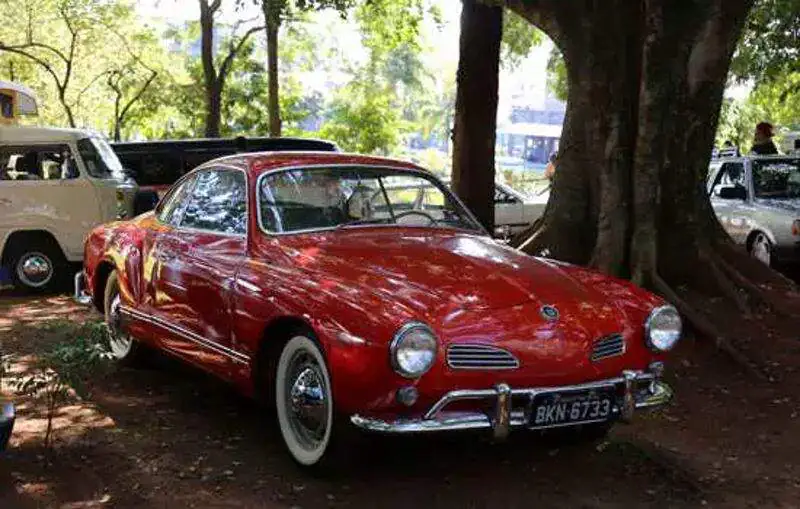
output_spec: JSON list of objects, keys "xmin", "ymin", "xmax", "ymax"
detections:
[{"xmin": 75, "ymin": 151, "xmax": 680, "ymax": 467}]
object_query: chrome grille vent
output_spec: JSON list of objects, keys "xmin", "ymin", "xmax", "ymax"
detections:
[
  {"xmin": 590, "ymin": 334, "xmax": 625, "ymax": 362},
  {"xmin": 447, "ymin": 344, "xmax": 520, "ymax": 370}
]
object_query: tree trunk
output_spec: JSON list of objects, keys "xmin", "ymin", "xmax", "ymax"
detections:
[
  {"xmin": 266, "ymin": 18, "xmax": 282, "ymax": 137},
  {"xmin": 451, "ymin": 0, "xmax": 503, "ymax": 233},
  {"xmin": 199, "ymin": 0, "xmax": 221, "ymax": 138},
  {"xmin": 507, "ymin": 1, "xmax": 798, "ymax": 327}
]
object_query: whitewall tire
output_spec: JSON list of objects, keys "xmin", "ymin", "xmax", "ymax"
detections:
[{"xmin": 275, "ymin": 335, "xmax": 334, "ymax": 467}]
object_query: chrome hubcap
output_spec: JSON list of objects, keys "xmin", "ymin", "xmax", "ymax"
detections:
[
  {"xmin": 17, "ymin": 253, "xmax": 53, "ymax": 287},
  {"xmin": 752, "ymin": 235, "xmax": 771, "ymax": 265},
  {"xmin": 286, "ymin": 354, "xmax": 328, "ymax": 451},
  {"xmin": 108, "ymin": 295, "xmax": 132, "ymax": 359}
]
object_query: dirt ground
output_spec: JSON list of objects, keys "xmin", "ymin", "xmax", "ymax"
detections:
[{"xmin": 1, "ymin": 291, "xmax": 799, "ymax": 508}]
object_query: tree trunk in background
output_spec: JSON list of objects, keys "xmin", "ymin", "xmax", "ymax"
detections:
[
  {"xmin": 266, "ymin": 18, "xmax": 282, "ymax": 137},
  {"xmin": 451, "ymin": 0, "xmax": 503, "ymax": 233},
  {"xmin": 506, "ymin": 0, "xmax": 798, "ymax": 328},
  {"xmin": 200, "ymin": 0, "xmax": 221, "ymax": 138}
]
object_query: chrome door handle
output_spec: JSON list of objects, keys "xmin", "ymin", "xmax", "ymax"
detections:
[{"xmin": 0, "ymin": 198, "xmax": 11, "ymax": 206}]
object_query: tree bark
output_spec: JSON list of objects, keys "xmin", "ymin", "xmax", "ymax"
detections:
[
  {"xmin": 451, "ymin": 0, "xmax": 503, "ymax": 233},
  {"xmin": 506, "ymin": 1, "xmax": 799, "ymax": 333},
  {"xmin": 265, "ymin": 15, "xmax": 282, "ymax": 137},
  {"xmin": 199, "ymin": 0, "xmax": 220, "ymax": 138}
]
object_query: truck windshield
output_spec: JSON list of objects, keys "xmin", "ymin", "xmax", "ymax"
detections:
[
  {"xmin": 752, "ymin": 159, "xmax": 800, "ymax": 199},
  {"xmin": 77, "ymin": 137, "xmax": 126, "ymax": 180}
]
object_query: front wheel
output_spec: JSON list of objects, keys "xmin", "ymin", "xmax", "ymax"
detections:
[
  {"xmin": 749, "ymin": 232, "xmax": 772, "ymax": 266},
  {"xmin": 8, "ymin": 238, "xmax": 66, "ymax": 293},
  {"xmin": 275, "ymin": 335, "xmax": 335, "ymax": 467}
]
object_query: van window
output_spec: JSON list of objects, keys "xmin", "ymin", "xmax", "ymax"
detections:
[
  {"xmin": 77, "ymin": 138, "xmax": 126, "ymax": 180},
  {"xmin": 0, "ymin": 145, "xmax": 79, "ymax": 181}
]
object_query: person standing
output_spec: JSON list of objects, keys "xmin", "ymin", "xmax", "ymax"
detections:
[{"xmin": 751, "ymin": 122, "xmax": 779, "ymax": 155}]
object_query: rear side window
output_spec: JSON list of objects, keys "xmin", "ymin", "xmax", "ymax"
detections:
[
  {"xmin": 0, "ymin": 144, "xmax": 79, "ymax": 181},
  {"xmin": 180, "ymin": 169, "xmax": 247, "ymax": 235},
  {"xmin": 157, "ymin": 174, "xmax": 197, "ymax": 226}
]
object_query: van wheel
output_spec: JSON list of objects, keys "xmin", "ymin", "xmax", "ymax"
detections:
[{"xmin": 7, "ymin": 238, "xmax": 66, "ymax": 293}]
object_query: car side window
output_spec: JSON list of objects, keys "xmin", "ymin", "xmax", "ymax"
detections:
[
  {"xmin": 157, "ymin": 174, "xmax": 197, "ymax": 226},
  {"xmin": 180, "ymin": 168, "xmax": 247, "ymax": 235},
  {"xmin": 0, "ymin": 145, "xmax": 79, "ymax": 181},
  {"xmin": 711, "ymin": 162, "xmax": 746, "ymax": 197}
]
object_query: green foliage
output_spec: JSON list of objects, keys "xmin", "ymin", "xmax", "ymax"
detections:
[
  {"xmin": 546, "ymin": 48, "xmax": 568, "ymax": 101},
  {"xmin": 730, "ymin": 0, "xmax": 800, "ymax": 84},
  {"xmin": 500, "ymin": 9, "xmax": 542, "ymax": 70},
  {"xmin": 12, "ymin": 321, "xmax": 113, "ymax": 449},
  {"xmin": 716, "ymin": 72, "xmax": 800, "ymax": 152},
  {"xmin": 319, "ymin": 80, "xmax": 402, "ymax": 153}
]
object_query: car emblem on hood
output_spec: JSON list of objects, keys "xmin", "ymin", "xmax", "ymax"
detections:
[{"xmin": 540, "ymin": 305, "xmax": 559, "ymax": 321}]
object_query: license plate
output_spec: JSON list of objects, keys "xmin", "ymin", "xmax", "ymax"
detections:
[{"xmin": 529, "ymin": 391, "xmax": 614, "ymax": 428}]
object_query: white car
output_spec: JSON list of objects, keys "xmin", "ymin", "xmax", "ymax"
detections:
[
  {"xmin": 0, "ymin": 125, "xmax": 138, "ymax": 291},
  {"xmin": 373, "ymin": 178, "xmax": 548, "ymax": 238}
]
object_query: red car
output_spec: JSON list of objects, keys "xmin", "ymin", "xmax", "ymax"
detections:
[{"xmin": 75, "ymin": 152, "xmax": 680, "ymax": 467}]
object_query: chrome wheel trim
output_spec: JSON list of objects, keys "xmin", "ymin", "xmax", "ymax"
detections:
[
  {"xmin": 286, "ymin": 359, "xmax": 329, "ymax": 450},
  {"xmin": 276, "ymin": 336, "xmax": 333, "ymax": 466},
  {"xmin": 16, "ymin": 252, "xmax": 53, "ymax": 288},
  {"xmin": 107, "ymin": 294, "xmax": 133, "ymax": 359},
  {"xmin": 751, "ymin": 234, "xmax": 771, "ymax": 266}
]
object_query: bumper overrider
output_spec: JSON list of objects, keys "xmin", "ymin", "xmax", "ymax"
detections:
[
  {"xmin": 74, "ymin": 271, "xmax": 93, "ymax": 306},
  {"xmin": 350, "ymin": 366, "xmax": 672, "ymax": 439}
]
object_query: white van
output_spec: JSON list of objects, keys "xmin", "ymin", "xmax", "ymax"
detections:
[{"xmin": 0, "ymin": 125, "xmax": 138, "ymax": 291}]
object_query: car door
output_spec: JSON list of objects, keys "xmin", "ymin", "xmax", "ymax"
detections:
[
  {"xmin": 708, "ymin": 161, "xmax": 750, "ymax": 243},
  {"xmin": 163, "ymin": 167, "xmax": 249, "ymax": 377}
]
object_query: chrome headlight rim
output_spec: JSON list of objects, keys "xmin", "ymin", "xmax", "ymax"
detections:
[
  {"xmin": 644, "ymin": 304, "xmax": 682, "ymax": 352},
  {"xmin": 390, "ymin": 322, "xmax": 438, "ymax": 379}
]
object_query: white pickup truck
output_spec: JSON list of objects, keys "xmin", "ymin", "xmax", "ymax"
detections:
[{"xmin": 0, "ymin": 125, "xmax": 138, "ymax": 291}]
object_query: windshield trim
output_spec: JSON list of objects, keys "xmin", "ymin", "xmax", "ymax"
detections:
[
  {"xmin": 255, "ymin": 163, "xmax": 488, "ymax": 237},
  {"xmin": 78, "ymin": 136, "xmax": 127, "ymax": 181}
]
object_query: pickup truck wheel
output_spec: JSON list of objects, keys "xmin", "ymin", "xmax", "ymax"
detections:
[
  {"xmin": 749, "ymin": 232, "xmax": 772, "ymax": 266},
  {"xmin": 103, "ymin": 271, "xmax": 144, "ymax": 365},
  {"xmin": 275, "ymin": 335, "xmax": 335, "ymax": 468},
  {"xmin": 8, "ymin": 239, "xmax": 66, "ymax": 292}
]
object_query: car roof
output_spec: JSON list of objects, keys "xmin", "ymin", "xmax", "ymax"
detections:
[
  {"xmin": 196, "ymin": 151, "xmax": 430, "ymax": 179},
  {"xmin": 0, "ymin": 125, "xmax": 98, "ymax": 144}
]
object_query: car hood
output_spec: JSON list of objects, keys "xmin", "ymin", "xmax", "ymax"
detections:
[
  {"xmin": 276, "ymin": 228, "xmax": 634, "ymax": 326},
  {"xmin": 754, "ymin": 198, "xmax": 800, "ymax": 215}
]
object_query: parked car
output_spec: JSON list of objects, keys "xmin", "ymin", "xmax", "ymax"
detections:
[
  {"xmin": 112, "ymin": 136, "xmax": 339, "ymax": 198},
  {"xmin": 75, "ymin": 152, "xmax": 680, "ymax": 468},
  {"xmin": 707, "ymin": 155, "xmax": 800, "ymax": 266},
  {"xmin": 0, "ymin": 397, "xmax": 12, "ymax": 452},
  {"xmin": 381, "ymin": 178, "xmax": 547, "ymax": 239},
  {"xmin": 0, "ymin": 125, "xmax": 139, "ymax": 291}
]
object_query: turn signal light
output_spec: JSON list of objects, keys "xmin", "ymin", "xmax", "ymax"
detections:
[{"xmin": 793, "ymin": 220, "xmax": 800, "ymax": 236}]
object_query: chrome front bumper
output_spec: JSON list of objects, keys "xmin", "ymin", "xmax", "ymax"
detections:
[
  {"xmin": 73, "ymin": 271, "xmax": 92, "ymax": 306},
  {"xmin": 350, "ymin": 369, "xmax": 672, "ymax": 438}
]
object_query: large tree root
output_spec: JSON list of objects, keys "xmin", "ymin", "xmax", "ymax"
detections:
[{"xmin": 652, "ymin": 273, "xmax": 770, "ymax": 382}]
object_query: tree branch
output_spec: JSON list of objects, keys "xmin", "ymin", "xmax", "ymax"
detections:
[
  {"xmin": 218, "ymin": 25, "xmax": 265, "ymax": 83},
  {"xmin": 0, "ymin": 45, "xmax": 63, "ymax": 89},
  {"xmin": 118, "ymin": 68, "xmax": 158, "ymax": 125}
]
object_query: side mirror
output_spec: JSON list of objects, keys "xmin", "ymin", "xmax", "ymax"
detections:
[{"xmin": 718, "ymin": 186, "xmax": 747, "ymax": 200}]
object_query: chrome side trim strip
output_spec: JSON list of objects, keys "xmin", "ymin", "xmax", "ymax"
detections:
[{"xmin": 120, "ymin": 305, "xmax": 250, "ymax": 364}]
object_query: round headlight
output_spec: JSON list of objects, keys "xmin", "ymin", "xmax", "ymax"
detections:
[
  {"xmin": 390, "ymin": 322, "xmax": 438, "ymax": 378},
  {"xmin": 645, "ymin": 305, "xmax": 682, "ymax": 352}
]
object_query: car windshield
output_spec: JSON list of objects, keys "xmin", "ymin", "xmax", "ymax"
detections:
[
  {"xmin": 752, "ymin": 159, "xmax": 800, "ymax": 199},
  {"xmin": 259, "ymin": 166, "xmax": 482, "ymax": 234},
  {"xmin": 77, "ymin": 137, "xmax": 126, "ymax": 180}
]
